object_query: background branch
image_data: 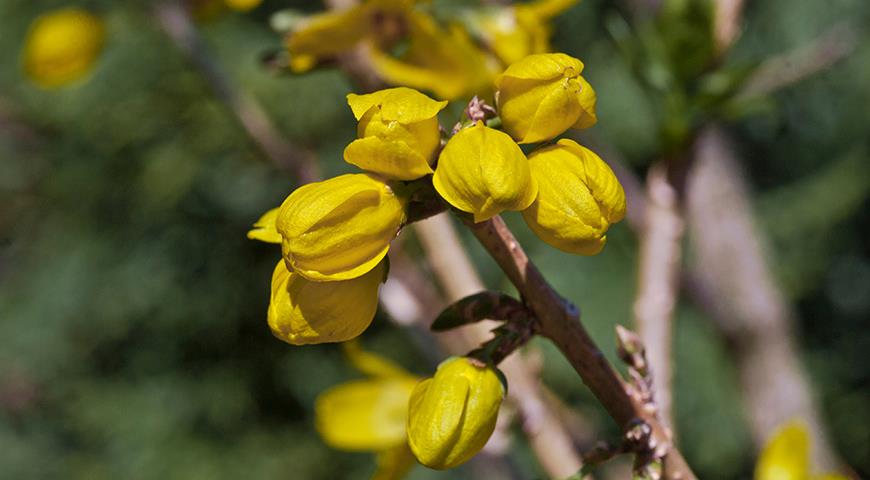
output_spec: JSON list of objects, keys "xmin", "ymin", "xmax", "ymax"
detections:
[
  {"xmin": 685, "ymin": 125, "xmax": 840, "ymax": 470},
  {"xmin": 632, "ymin": 163, "xmax": 684, "ymax": 433}
]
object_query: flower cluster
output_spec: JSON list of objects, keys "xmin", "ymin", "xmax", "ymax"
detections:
[
  {"xmin": 280, "ymin": 0, "xmax": 579, "ymax": 100},
  {"xmin": 249, "ymin": 51, "xmax": 626, "ymax": 470},
  {"xmin": 248, "ymin": 87, "xmax": 445, "ymax": 345}
]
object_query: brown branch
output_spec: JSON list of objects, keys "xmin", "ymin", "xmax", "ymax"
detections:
[
  {"xmin": 154, "ymin": 2, "xmax": 319, "ymax": 183},
  {"xmin": 685, "ymin": 125, "xmax": 840, "ymax": 470},
  {"xmin": 713, "ymin": 0, "xmax": 746, "ymax": 56},
  {"xmin": 468, "ymin": 216, "xmax": 697, "ymax": 480},
  {"xmin": 632, "ymin": 163, "xmax": 685, "ymax": 432},
  {"xmin": 414, "ymin": 214, "xmax": 585, "ymax": 478}
]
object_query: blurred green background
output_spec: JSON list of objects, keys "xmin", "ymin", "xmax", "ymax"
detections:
[{"xmin": 1, "ymin": 0, "xmax": 868, "ymax": 479}]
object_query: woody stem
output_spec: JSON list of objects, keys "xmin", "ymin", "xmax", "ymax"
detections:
[{"xmin": 466, "ymin": 215, "xmax": 697, "ymax": 480}]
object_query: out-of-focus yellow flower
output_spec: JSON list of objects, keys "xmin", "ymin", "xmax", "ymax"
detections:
[
  {"xmin": 521, "ymin": 139, "xmax": 625, "ymax": 255},
  {"xmin": 23, "ymin": 8, "xmax": 105, "ymax": 89},
  {"xmin": 470, "ymin": 0, "xmax": 578, "ymax": 66},
  {"xmin": 285, "ymin": 0, "xmax": 494, "ymax": 100},
  {"xmin": 268, "ymin": 260, "xmax": 384, "ymax": 345},
  {"xmin": 345, "ymin": 88, "xmax": 447, "ymax": 180},
  {"xmin": 317, "ymin": 341, "xmax": 419, "ymax": 479},
  {"xmin": 368, "ymin": 11, "xmax": 496, "ymax": 100},
  {"xmin": 755, "ymin": 421, "xmax": 848, "ymax": 480},
  {"xmin": 276, "ymin": 173, "xmax": 405, "ymax": 282},
  {"xmin": 433, "ymin": 121, "xmax": 537, "ymax": 222},
  {"xmin": 407, "ymin": 356, "xmax": 505, "ymax": 469},
  {"xmin": 224, "ymin": 0, "xmax": 262, "ymax": 11},
  {"xmin": 496, "ymin": 53, "xmax": 597, "ymax": 144}
]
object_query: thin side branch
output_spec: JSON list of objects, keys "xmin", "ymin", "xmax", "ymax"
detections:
[{"xmin": 468, "ymin": 216, "xmax": 697, "ymax": 480}]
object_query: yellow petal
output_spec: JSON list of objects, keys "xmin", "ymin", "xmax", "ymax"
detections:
[
  {"xmin": 246, "ymin": 207, "xmax": 282, "ymax": 244},
  {"xmin": 433, "ymin": 122, "xmax": 537, "ymax": 222},
  {"xmin": 407, "ymin": 357, "xmax": 505, "ymax": 469},
  {"xmin": 521, "ymin": 139, "xmax": 625, "ymax": 255},
  {"xmin": 347, "ymin": 87, "xmax": 447, "ymax": 123},
  {"xmin": 315, "ymin": 376, "xmax": 418, "ymax": 451},
  {"xmin": 344, "ymin": 137, "xmax": 434, "ymax": 181},
  {"xmin": 522, "ymin": 78, "xmax": 583, "ymax": 143},
  {"xmin": 755, "ymin": 421, "xmax": 811, "ymax": 480},
  {"xmin": 373, "ymin": 444, "xmax": 416, "ymax": 480},
  {"xmin": 571, "ymin": 75, "xmax": 598, "ymax": 130},
  {"xmin": 285, "ymin": 5, "xmax": 371, "ymax": 60},
  {"xmin": 495, "ymin": 52, "xmax": 584, "ymax": 87},
  {"xmin": 267, "ymin": 260, "xmax": 384, "ymax": 345},
  {"xmin": 276, "ymin": 174, "xmax": 405, "ymax": 281},
  {"xmin": 343, "ymin": 340, "xmax": 413, "ymax": 379},
  {"xmin": 23, "ymin": 8, "xmax": 105, "ymax": 89}
]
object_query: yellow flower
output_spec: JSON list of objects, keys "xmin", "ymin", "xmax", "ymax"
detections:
[
  {"xmin": 496, "ymin": 53, "xmax": 597, "ymax": 144},
  {"xmin": 22, "ymin": 8, "xmax": 105, "ymax": 89},
  {"xmin": 316, "ymin": 341, "xmax": 419, "ymax": 479},
  {"xmin": 521, "ymin": 139, "xmax": 625, "ymax": 255},
  {"xmin": 433, "ymin": 122, "xmax": 537, "ymax": 222},
  {"xmin": 755, "ymin": 421, "xmax": 848, "ymax": 480},
  {"xmin": 285, "ymin": 1, "xmax": 494, "ymax": 100},
  {"xmin": 224, "ymin": 0, "xmax": 262, "ymax": 11},
  {"xmin": 368, "ymin": 11, "xmax": 496, "ymax": 100},
  {"xmin": 407, "ymin": 356, "xmax": 505, "ymax": 469},
  {"xmin": 469, "ymin": 0, "xmax": 578, "ymax": 67},
  {"xmin": 276, "ymin": 173, "xmax": 405, "ymax": 282},
  {"xmin": 344, "ymin": 88, "xmax": 447, "ymax": 180},
  {"xmin": 268, "ymin": 260, "xmax": 384, "ymax": 345}
]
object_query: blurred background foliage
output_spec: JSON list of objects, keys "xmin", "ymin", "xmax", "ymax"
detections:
[{"xmin": 0, "ymin": 0, "xmax": 868, "ymax": 479}]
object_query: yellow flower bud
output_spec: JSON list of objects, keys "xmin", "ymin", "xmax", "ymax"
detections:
[
  {"xmin": 433, "ymin": 122, "xmax": 537, "ymax": 222},
  {"xmin": 268, "ymin": 260, "xmax": 384, "ymax": 345},
  {"xmin": 521, "ymin": 139, "xmax": 626, "ymax": 255},
  {"xmin": 276, "ymin": 173, "xmax": 405, "ymax": 281},
  {"xmin": 407, "ymin": 357, "xmax": 505, "ymax": 469},
  {"xmin": 344, "ymin": 88, "xmax": 447, "ymax": 181},
  {"xmin": 23, "ymin": 8, "xmax": 105, "ymax": 89},
  {"xmin": 495, "ymin": 53, "xmax": 597, "ymax": 143}
]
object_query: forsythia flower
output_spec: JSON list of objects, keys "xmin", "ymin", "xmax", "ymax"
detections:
[
  {"xmin": 268, "ymin": 260, "xmax": 385, "ymax": 345},
  {"xmin": 433, "ymin": 121, "xmax": 537, "ymax": 222},
  {"xmin": 522, "ymin": 139, "xmax": 626, "ymax": 255},
  {"xmin": 345, "ymin": 88, "xmax": 448, "ymax": 181},
  {"xmin": 285, "ymin": 0, "xmax": 494, "ymax": 100},
  {"xmin": 23, "ymin": 8, "xmax": 105, "ymax": 89},
  {"xmin": 316, "ymin": 341, "xmax": 419, "ymax": 479},
  {"xmin": 407, "ymin": 357, "xmax": 505, "ymax": 469},
  {"xmin": 496, "ymin": 53, "xmax": 597, "ymax": 144},
  {"xmin": 469, "ymin": 0, "xmax": 579, "ymax": 66},
  {"xmin": 276, "ymin": 173, "xmax": 405, "ymax": 282},
  {"xmin": 755, "ymin": 421, "xmax": 847, "ymax": 480}
]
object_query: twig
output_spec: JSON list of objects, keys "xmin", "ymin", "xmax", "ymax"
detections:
[
  {"xmin": 685, "ymin": 125, "xmax": 840, "ymax": 470},
  {"xmin": 468, "ymin": 216, "xmax": 697, "ymax": 480},
  {"xmin": 154, "ymin": 2, "xmax": 319, "ymax": 183},
  {"xmin": 632, "ymin": 162, "xmax": 684, "ymax": 432}
]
